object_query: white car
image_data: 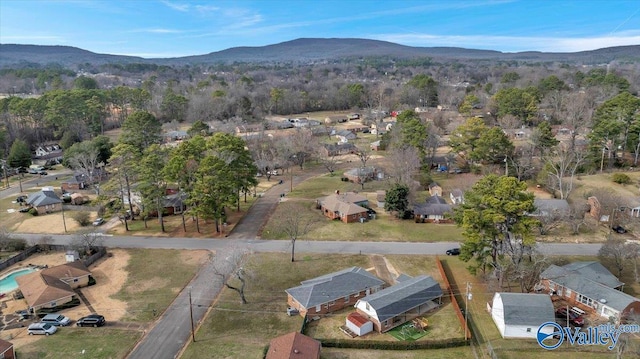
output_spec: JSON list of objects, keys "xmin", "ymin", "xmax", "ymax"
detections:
[{"xmin": 28, "ymin": 322, "xmax": 57, "ymax": 335}]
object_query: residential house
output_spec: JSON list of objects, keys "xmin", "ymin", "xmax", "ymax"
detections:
[
  {"xmin": 0, "ymin": 339, "xmax": 15, "ymax": 359},
  {"xmin": 325, "ymin": 115, "xmax": 348, "ymax": 124},
  {"xmin": 164, "ymin": 130, "xmax": 188, "ymax": 142},
  {"xmin": 450, "ymin": 189, "xmax": 464, "ymax": 204},
  {"xmin": 428, "ymin": 183, "xmax": 442, "ymax": 197},
  {"xmin": 346, "ymin": 125, "xmax": 369, "ymax": 133},
  {"xmin": 539, "ymin": 261, "xmax": 640, "ymax": 321},
  {"xmin": 321, "ymin": 143, "xmax": 357, "ymax": 157},
  {"xmin": 343, "ymin": 167, "xmax": 378, "ymax": 183},
  {"xmin": 345, "ymin": 311, "xmax": 373, "ymax": 337},
  {"xmin": 163, "ymin": 191, "xmax": 187, "ymax": 215},
  {"xmin": 355, "ymin": 275, "xmax": 443, "ymax": 333},
  {"xmin": 370, "ymin": 121, "xmax": 394, "ymax": 135},
  {"xmin": 317, "ymin": 192, "xmax": 369, "ymax": 223},
  {"xmin": 235, "ymin": 124, "xmax": 263, "ymax": 134},
  {"xmin": 531, "ymin": 199, "xmax": 570, "ymax": 217},
  {"xmin": 370, "ymin": 140, "xmax": 382, "ymax": 151},
  {"xmin": 335, "ymin": 130, "xmax": 356, "ymax": 143},
  {"xmin": 266, "ymin": 332, "xmax": 321, "ymax": 359},
  {"xmin": 25, "ymin": 188, "xmax": 62, "ymax": 215},
  {"xmin": 16, "ymin": 261, "xmax": 92, "ymax": 313},
  {"xmin": 413, "ymin": 195, "xmax": 452, "ymax": 223},
  {"xmin": 61, "ymin": 173, "xmax": 87, "ymax": 192},
  {"xmin": 286, "ymin": 267, "xmax": 385, "ymax": 318},
  {"xmin": 490, "ymin": 293, "xmax": 555, "ymax": 339}
]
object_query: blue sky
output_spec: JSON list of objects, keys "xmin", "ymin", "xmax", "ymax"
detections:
[{"xmin": 1, "ymin": 0, "xmax": 639, "ymax": 58}]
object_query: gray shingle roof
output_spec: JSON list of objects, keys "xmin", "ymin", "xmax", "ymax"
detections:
[
  {"xmin": 359, "ymin": 275, "xmax": 443, "ymax": 322},
  {"xmin": 562, "ymin": 261, "xmax": 623, "ymax": 288},
  {"xmin": 26, "ymin": 190, "xmax": 61, "ymax": 207},
  {"xmin": 532, "ymin": 199, "xmax": 570, "ymax": 216},
  {"xmin": 285, "ymin": 267, "xmax": 384, "ymax": 309},
  {"xmin": 497, "ymin": 293, "xmax": 554, "ymax": 326},
  {"xmin": 542, "ymin": 264, "xmax": 637, "ymax": 312}
]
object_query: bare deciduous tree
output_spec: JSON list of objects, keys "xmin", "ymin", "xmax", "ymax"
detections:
[
  {"xmin": 387, "ymin": 145, "xmax": 421, "ymax": 187},
  {"xmin": 599, "ymin": 236, "xmax": 638, "ymax": 278},
  {"xmin": 212, "ymin": 247, "xmax": 252, "ymax": 304},
  {"xmin": 273, "ymin": 202, "xmax": 319, "ymax": 262},
  {"xmin": 71, "ymin": 230, "xmax": 104, "ymax": 256},
  {"xmin": 543, "ymin": 143, "xmax": 585, "ymax": 199}
]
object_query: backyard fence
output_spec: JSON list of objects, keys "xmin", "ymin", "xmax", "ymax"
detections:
[
  {"xmin": 0, "ymin": 246, "xmax": 38, "ymax": 272},
  {"xmin": 436, "ymin": 256, "xmax": 471, "ymax": 340},
  {"xmin": 0, "ymin": 244, "xmax": 107, "ymax": 271}
]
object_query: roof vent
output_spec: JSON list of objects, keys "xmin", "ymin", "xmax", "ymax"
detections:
[
  {"xmin": 600, "ymin": 299, "xmax": 607, "ymax": 304},
  {"xmin": 294, "ymin": 349, "xmax": 300, "ymax": 354}
]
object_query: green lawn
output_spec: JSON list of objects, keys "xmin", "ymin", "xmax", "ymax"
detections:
[
  {"xmin": 181, "ymin": 253, "xmax": 372, "ymax": 359},
  {"xmin": 286, "ymin": 169, "xmax": 389, "ymax": 200},
  {"xmin": 262, "ymin": 201, "xmax": 462, "ymax": 242},
  {"xmin": 16, "ymin": 328, "xmax": 142, "ymax": 359},
  {"xmin": 112, "ymin": 249, "xmax": 206, "ymax": 322}
]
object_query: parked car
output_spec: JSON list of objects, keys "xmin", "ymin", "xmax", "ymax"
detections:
[
  {"xmin": 76, "ymin": 314, "xmax": 106, "ymax": 327},
  {"xmin": 41, "ymin": 313, "xmax": 71, "ymax": 326},
  {"xmin": 446, "ymin": 248, "xmax": 461, "ymax": 256},
  {"xmin": 92, "ymin": 217, "xmax": 105, "ymax": 226},
  {"xmin": 28, "ymin": 322, "xmax": 57, "ymax": 335},
  {"xmin": 15, "ymin": 309, "xmax": 31, "ymax": 320},
  {"xmin": 555, "ymin": 307, "xmax": 584, "ymax": 326},
  {"xmin": 38, "ymin": 171, "xmax": 48, "ymax": 176},
  {"xmin": 19, "ymin": 207, "xmax": 31, "ymax": 213},
  {"xmin": 612, "ymin": 225, "xmax": 627, "ymax": 234}
]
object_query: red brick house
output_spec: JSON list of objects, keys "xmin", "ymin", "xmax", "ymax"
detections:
[
  {"xmin": 286, "ymin": 267, "xmax": 385, "ymax": 319},
  {"xmin": 0, "ymin": 339, "xmax": 15, "ymax": 359},
  {"xmin": 266, "ymin": 332, "xmax": 320, "ymax": 359},
  {"xmin": 317, "ymin": 192, "xmax": 369, "ymax": 223},
  {"xmin": 539, "ymin": 261, "xmax": 640, "ymax": 322}
]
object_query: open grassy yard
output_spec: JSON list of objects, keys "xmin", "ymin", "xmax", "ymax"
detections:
[
  {"xmin": 15, "ymin": 329, "xmax": 143, "ymax": 359},
  {"xmin": 112, "ymin": 249, "xmax": 208, "ymax": 322},
  {"xmin": 262, "ymin": 199, "xmax": 462, "ymax": 242},
  {"xmin": 181, "ymin": 253, "xmax": 374, "ymax": 359}
]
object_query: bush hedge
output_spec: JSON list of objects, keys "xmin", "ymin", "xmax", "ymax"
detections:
[{"xmin": 318, "ymin": 337, "xmax": 468, "ymax": 350}]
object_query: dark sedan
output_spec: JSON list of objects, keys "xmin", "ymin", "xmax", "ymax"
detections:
[
  {"xmin": 76, "ymin": 314, "xmax": 106, "ymax": 327},
  {"xmin": 446, "ymin": 248, "xmax": 461, "ymax": 256}
]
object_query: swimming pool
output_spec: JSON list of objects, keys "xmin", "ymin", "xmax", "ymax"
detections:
[{"xmin": 0, "ymin": 267, "xmax": 36, "ymax": 294}]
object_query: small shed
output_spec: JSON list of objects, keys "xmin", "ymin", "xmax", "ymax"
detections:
[
  {"xmin": 65, "ymin": 250, "xmax": 80, "ymax": 262},
  {"xmin": 346, "ymin": 312, "xmax": 373, "ymax": 336}
]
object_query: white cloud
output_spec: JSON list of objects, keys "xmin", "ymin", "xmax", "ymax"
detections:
[
  {"xmin": 194, "ymin": 5, "xmax": 220, "ymax": 14},
  {"xmin": 375, "ymin": 32, "xmax": 640, "ymax": 52},
  {"xmin": 161, "ymin": 0, "xmax": 189, "ymax": 12}
]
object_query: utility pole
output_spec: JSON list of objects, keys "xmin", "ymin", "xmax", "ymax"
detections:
[
  {"xmin": 61, "ymin": 202, "xmax": 68, "ymax": 233},
  {"xmin": 465, "ymin": 282, "xmax": 472, "ymax": 342},
  {"xmin": 189, "ymin": 289, "xmax": 196, "ymax": 342}
]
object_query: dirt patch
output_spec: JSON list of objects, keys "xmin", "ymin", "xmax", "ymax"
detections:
[
  {"xmin": 529, "ymin": 185, "xmax": 553, "ymax": 199},
  {"xmin": 179, "ymin": 250, "xmax": 211, "ymax": 265},
  {"xmin": 126, "ymin": 277, "xmax": 171, "ymax": 294},
  {"xmin": 10, "ymin": 212, "xmax": 95, "ymax": 234}
]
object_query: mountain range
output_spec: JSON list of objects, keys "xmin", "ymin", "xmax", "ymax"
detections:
[{"xmin": 1, "ymin": 38, "xmax": 639, "ymax": 67}]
